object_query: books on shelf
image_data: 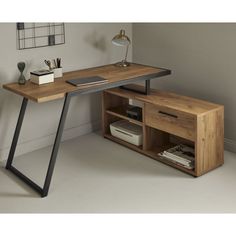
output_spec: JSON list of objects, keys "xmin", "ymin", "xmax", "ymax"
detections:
[
  {"xmin": 30, "ymin": 69, "xmax": 54, "ymax": 85},
  {"xmin": 158, "ymin": 144, "xmax": 195, "ymax": 170}
]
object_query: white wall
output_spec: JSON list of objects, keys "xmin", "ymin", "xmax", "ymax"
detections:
[
  {"xmin": 0, "ymin": 23, "xmax": 132, "ymax": 160},
  {"xmin": 133, "ymin": 23, "xmax": 236, "ymax": 152}
]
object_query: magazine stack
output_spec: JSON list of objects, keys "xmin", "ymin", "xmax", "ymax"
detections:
[{"xmin": 158, "ymin": 144, "xmax": 195, "ymax": 169}]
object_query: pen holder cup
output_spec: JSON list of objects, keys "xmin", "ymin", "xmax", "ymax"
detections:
[{"xmin": 53, "ymin": 67, "xmax": 63, "ymax": 78}]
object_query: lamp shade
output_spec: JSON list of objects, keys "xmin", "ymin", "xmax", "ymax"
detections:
[{"xmin": 112, "ymin": 29, "xmax": 131, "ymax": 46}]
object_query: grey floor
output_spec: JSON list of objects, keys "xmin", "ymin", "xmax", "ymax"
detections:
[{"xmin": 0, "ymin": 132, "xmax": 236, "ymax": 213}]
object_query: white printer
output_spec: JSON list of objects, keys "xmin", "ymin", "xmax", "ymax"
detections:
[{"xmin": 110, "ymin": 120, "xmax": 143, "ymax": 146}]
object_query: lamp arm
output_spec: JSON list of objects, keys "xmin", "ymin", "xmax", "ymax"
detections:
[{"xmin": 124, "ymin": 44, "xmax": 129, "ymax": 62}]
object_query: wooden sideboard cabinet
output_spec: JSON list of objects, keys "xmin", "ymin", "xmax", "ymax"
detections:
[{"xmin": 102, "ymin": 85, "xmax": 224, "ymax": 176}]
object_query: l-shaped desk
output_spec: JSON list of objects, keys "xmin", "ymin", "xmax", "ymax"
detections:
[{"xmin": 3, "ymin": 63, "xmax": 171, "ymax": 197}]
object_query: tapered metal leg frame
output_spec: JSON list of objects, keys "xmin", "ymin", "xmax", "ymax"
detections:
[
  {"xmin": 6, "ymin": 97, "xmax": 28, "ymax": 169},
  {"xmin": 42, "ymin": 93, "xmax": 71, "ymax": 197},
  {"xmin": 6, "ymin": 94, "xmax": 71, "ymax": 197}
]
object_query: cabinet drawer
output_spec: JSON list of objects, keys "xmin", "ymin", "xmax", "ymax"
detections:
[{"xmin": 145, "ymin": 103, "xmax": 196, "ymax": 141}]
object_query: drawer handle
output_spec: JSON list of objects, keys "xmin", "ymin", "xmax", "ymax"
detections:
[{"xmin": 158, "ymin": 111, "xmax": 178, "ymax": 119}]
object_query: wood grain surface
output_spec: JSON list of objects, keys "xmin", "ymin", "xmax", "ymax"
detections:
[
  {"xmin": 3, "ymin": 63, "xmax": 169, "ymax": 103},
  {"xmin": 145, "ymin": 103, "xmax": 196, "ymax": 141},
  {"xmin": 106, "ymin": 84, "xmax": 221, "ymax": 115},
  {"xmin": 195, "ymin": 106, "xmax": 224, "ymax": 176}
]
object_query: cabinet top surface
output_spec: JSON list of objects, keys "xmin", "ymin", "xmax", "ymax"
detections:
[
  {"xmin": 3, "ymin": 63, "xmax": 170, "ymax": 103},
  {"xmin": 106, "ymin": 85, "xmax": 223, "ymax": 115}
]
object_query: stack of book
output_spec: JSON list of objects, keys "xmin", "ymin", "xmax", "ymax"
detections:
[
  {"xmin": 158, "ymin": 144, "xmax": 195, "ymax": 169},
  {"xmin": 30, "ymin": 70, "xmax": 54, "ymax": 85}
]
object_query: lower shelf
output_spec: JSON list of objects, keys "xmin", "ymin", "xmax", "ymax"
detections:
[
  {"xmin": 104, "ymin": 133, "xmax": 196, "ymax": 176},
  {"xmin": 104, "ymin": 133, "xmax": 143, "ymax": 153},
  {"xmin": 145, "ymin": 148, "xmax": 196, "ymax": 176}
]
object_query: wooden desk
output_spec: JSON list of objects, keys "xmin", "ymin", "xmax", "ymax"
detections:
[
  {"xmin": 3, "ymin": 63, "xmax": 171, "ymax": 197},
  {"xmin": 3, "ymin": 63, "xmax": 169, "ymax": 103}
]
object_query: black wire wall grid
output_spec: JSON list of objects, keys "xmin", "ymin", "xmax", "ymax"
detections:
[{"xmin": 16, "ymin": 23, "xmax": 65, "ymax": 50}]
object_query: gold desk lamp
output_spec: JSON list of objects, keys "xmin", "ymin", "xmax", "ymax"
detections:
[{"xmin": 112, "ymin": 29, "xmax": 131, "ymax": 67}]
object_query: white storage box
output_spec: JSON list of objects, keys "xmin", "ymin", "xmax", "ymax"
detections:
[
  {"xmin": 30, "ymin": 70, "xmax": 54, "ymax": 85},
  {"xmin": 52, "ymin": 67, "xmax": 63, "ymax": 78},
  {"xmin": 110, "ymin": 120, "xmax": 143, "ymax": 146}
]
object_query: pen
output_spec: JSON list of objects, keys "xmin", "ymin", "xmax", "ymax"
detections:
[
  {"xmin": 57, "ymin": 58, "xmax": 61, "ymax": 68},
  {"xmin": 53, "ymin": 59, "xmax": 57, "ymax": 69},
  {"xmin": 44, "ymin": 60, "xmax": 52, "ymax": 70}
]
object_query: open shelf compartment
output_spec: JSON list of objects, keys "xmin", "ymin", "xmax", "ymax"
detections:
[
  {"xmin": 106, "ymin": 106, "xmax": 143, "ymax": 126},
  {"xmin": 143, "ymin": 126, "xmax": 196, "ymax": 175},
  {"xmin": 102, "ymin": 90, "xmax": 144, "ymax": 133}
]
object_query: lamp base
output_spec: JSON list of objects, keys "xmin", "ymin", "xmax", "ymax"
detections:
[{"xmin": 114, "ymin": 60, "xmax": 130, "ymax": 67}]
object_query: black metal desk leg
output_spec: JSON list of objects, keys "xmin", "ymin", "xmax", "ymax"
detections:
[
  {"xmin": 120, "ymin": 79, "xmax": 151, "ymax": 95},
  {"xmin": 6, "ymin": 97, "xmax": 28, "ymax": 169},
  {"xmin": 42, "ymin": 93, "xmax": 72, "ymax": 197},
  {"xmin": 5, "ymin": 94, "xmax": 71, "ymax": 197},
  {"xmin": 145, "ymin": 80, "xmax": 150, "ymax": 95}
]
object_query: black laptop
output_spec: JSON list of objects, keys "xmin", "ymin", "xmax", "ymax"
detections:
[{"xmin": 66, "ymin": 76, "xmax": 108, "ymax": 87}]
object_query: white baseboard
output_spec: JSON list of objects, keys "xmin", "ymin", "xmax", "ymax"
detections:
[
  {"xmin": 0, "ymin": 120, "xmax": 101, "ymax": 161},
  {"xmin": 224, "ymin": 138, "xmax": 236, "ymax": 153}
]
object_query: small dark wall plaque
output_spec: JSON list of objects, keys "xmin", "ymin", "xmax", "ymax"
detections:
[
  {"xmin": 48, "ymin": 35, "xmax": 55, "ymax": 46},
  {"xmin": 17, "ymin": 23, "xmax": 24, "ymax": 30}
]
